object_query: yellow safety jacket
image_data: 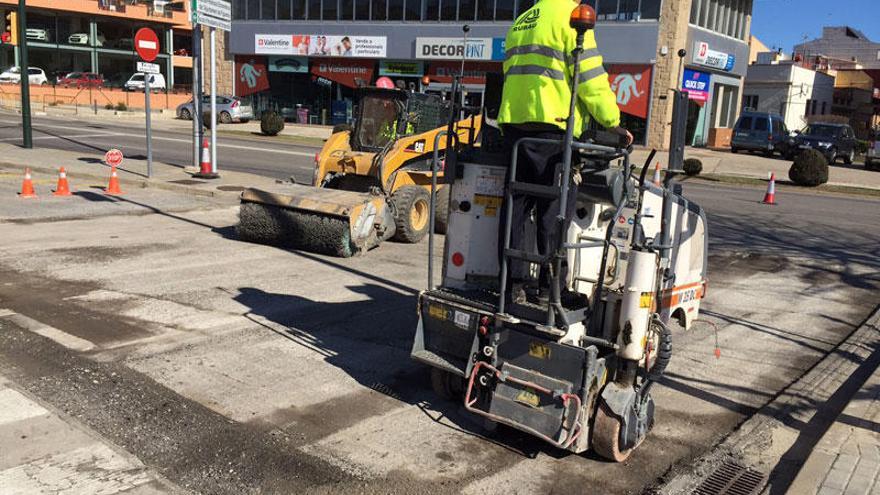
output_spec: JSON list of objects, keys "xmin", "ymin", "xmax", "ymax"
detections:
[{"xmin": 497, "ymin": 0, "xmax": 621, "ymax": 135}]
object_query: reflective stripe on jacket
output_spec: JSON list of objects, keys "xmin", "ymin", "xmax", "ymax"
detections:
[{"xmin": 497, "ymin": 0, "xmax": 621, "ymax": 135}]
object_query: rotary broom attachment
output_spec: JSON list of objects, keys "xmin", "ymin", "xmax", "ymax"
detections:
[{"xmin": 237, "ymin": 183, "xmax": 396, "ymax": 258}]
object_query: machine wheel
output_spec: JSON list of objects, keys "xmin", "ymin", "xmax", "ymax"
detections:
[
  {"xmin": 592, "ymin": 402, "xmax": 634, "ymax": 463},
  {"xmin": 430, "ymin": 367, "xmax": 463, "ymax": 401},
  {"xmin": 730, "ymin": 147, "xmax": 738, "ymax": 154},
  {"xmin": 180, "ymin": 108, "xmax": 192, "ymax": 120},
  {"xmin": 220, "ymin": 111, "xmax": 233, "ymax": 124},
  {"xmin": 844, "ymin": 149, "xmax": 855, "ymax": 165},
  {"xmin": 391, "ymin": 186, "xmax": 431, "ymax": 243},
  {"xmin": 434, "ymin": 187, "xmax": 450, "ymax": 235}
]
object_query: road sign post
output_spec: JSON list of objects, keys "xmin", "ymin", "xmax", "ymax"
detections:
[
  {"xmin": 17, "ymin": 0, "xmax": 31, "ymax": 149},
  {"xmin": 135, "ymin": 28, "xmax": 160, "ymax": 178},
  {"xmin": 192, "ymin": 0, "xmax": 230, "ymax": 177},
  {"xmin": 210, "ymin": 28, "xmax": 217, "ymax": 174}
]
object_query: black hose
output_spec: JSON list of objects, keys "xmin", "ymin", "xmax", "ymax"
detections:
[{"xmin": 648, "ymin": 318, "xmax": 672, "ymax": 380}]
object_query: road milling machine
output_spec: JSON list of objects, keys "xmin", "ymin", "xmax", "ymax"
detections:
[
  {"xmin": 237, "ymin": 86, "xmax": 481, "ymax": 257},
  {"xmin": 411, "ymin": 5, "xmax": 708, "ymax": 461}
]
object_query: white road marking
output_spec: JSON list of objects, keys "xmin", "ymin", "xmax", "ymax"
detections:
[
  {"xmin": 0, "ymin": 119, "xmax": 315, "ymax": 157},
  {"xmin": 0, "ymin": 389, "xmax": 49, "ymax": 425},
  {"xmin": 2, "ymin": 312, "xmax": 96, "ymax": 352},
  {"xmin": 0, "ymin": 133, "xmax": 120, "ymax": 142}
]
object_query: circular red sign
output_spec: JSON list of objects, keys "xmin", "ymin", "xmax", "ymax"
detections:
[
  {"xmin": 104, "ymin": 149, "xmax": 124, "ymax": 167},
  {"xmin": 134, "ymin": 28, "xmax": 160, "ymax": 62}
]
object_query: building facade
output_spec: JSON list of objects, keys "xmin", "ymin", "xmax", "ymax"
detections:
[
  {"xmin": 794, "ymin": 27, "xmax": 880, "ymax": 71},
  {"xmin": 743, "ymin": 57, "xmax": 835, "ymax": 132},
  {"xmin": 0, "ymin": 0, "xmax": 195, "ymax": 90},
  {"xmin": 229, "ymin": 0, "xmax": 752, "ymax": 149},
  {"xmin": 832, "ymin": 70, "xmax": 880, "ymax": 138}
]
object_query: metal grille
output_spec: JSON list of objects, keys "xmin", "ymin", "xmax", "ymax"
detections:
[
  {"xmin": 216, "ymin": 185, "xmax": 245, "ymax": 192},
  {"xmin": 167, "ymin": 179, "xmax": 206, "ymax": 185},
  {"xmin": 693, "ymin": 461, "xmax": 766, "ymax": 495}
]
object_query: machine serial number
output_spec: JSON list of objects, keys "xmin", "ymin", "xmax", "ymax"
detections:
[{"xmin": 515, "ymin": 388, "xmax": 541, "ymax": 408}]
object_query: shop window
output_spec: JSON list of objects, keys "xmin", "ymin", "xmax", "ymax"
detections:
[
  {"xmin": 278, "ymin": 0, "xmax": 292, "ymax": 19},
  {"xmin": 440, "ymin": 0, "xmax": 456, "ymax": 21},
  {"xmin": 516, "ymin": 0, "xmax": 534, "ymax": 17},
  {"xmin": 425, "ymin": 0, "xmax": 440, "ymax": 21},
  {"xmin": 640, "ymin": 0, "xmax": 661, "ymax": 19},
  {"xmin": 459, "ymin": 0, "xmax": 476, "ymax": 20},
  {"xmin": 307, "ymin": 0, "xmax": 322, "ymax": 19},
  {"xmin": 26, "ymin": 13, "xmax": 56, "ymax": 44},
  {"xmin": 598, "ymin": 0, "xmax": 619, "ymax": 20},
  {"xmin": 618, "ymin": 0, "xmax": 638, "ymax": 20},
  {"xmin": 247, "ymin": 0, "xmax": 261, "ymax": 18},
  {"xmin": 496, "ymin": 0, "xmax": 514, "ymax": 19},
  {"xmin": 476, "ymin": 0, "xmax": 493, "ymax": 20},
  {"xmin": 388, "ymin": 0, "xmax": 404, "ymax": 20},
  {"xmin": 262, "ymin": 0, "xmax": 276, "ymax": 19},
  {"xmin": 355, "ymin": 0, "xmax": 370, "ymax": 19},
  {"xmin": 405, "ymin": 0, "xmax": 423, "ymax": 20},
  {"xmin": 234, "ymin": 0, "xmax": 246, "ymax": 19},
  {"xmin": 340, "ymin": 0, "xmax": 354, "ymax": 19},
  {"xmin": 372, "ymin": 0, "xmax": 387, "ymax": 20},
  {"xmin": 291, "ymin": 0, "xmax": 306, "ymax": 18},
  {"xmin": 323, "ymin": 0, "xmax": 338, "ymax": 19}
]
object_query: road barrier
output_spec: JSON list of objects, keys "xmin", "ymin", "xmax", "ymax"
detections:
[
  {"xmin": 762, "ymin": 172, "xmax": 777, "ymax": 205},
  {"xmin": 19, "ymin": 168, "xmax": 36, "ymax": 198},
  {"xmin": 0, "ymin": 83, "xmax": 190, "ymax": 112},
  {"xmin": 105, "ymin": 166, "xmax": 123, "ymax": 195},
  {"xmin": 53, "ymin": 167, "xmax": 72, "ymax": 197}
]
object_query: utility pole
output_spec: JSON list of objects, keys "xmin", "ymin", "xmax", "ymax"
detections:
[
  {"xmin": 192, "ymin": 24, "xmax": 202, "ymax": 169},
  {"xmin": 17, "ymin": 0, "xmax": 31, "ymax": 148}
]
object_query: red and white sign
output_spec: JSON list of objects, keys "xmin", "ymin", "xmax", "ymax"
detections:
[
  {"xmin": 235, "ymin": 56, "xmax": 271, "ymax": 96},
  {"xmin": 135, "ymin": 28, "xmax": 160, "ymax": 62},
  {"xmin": 104, "ymin": 149, "xmax": 124, "ymax": 167},
  {"xmin": 608, "ymin": 65, "xmax": 652, "ymax": 119},
  {"xmin": 310, "ymin": 58, "xmax": 375, "ymax": 88}
]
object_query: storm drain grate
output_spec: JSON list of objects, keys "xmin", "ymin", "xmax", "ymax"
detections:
[
  {"xmin": 693, "ymin": 461, "xmax": 766, "ymax": 495},
  {"xmin": 167, "ymin": 179, "xmax": 207, "ymax": 185},
  {"xmin": 217, "ymin": 185, "xmax": 246, "ymax": 192}
]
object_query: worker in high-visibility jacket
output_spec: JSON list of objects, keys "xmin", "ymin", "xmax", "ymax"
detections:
[{"xmin": 497, "ymin": 0, "xmax": 633, "ymax": 304}]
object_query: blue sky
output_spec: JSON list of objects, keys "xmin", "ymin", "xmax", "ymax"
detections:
[{"xmin": 750, "ymin": 0, "xmax": 880, "ymax": 53}]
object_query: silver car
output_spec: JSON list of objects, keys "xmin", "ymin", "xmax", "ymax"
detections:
[{"xmin": 176, "ymin": 95, "xmax": 254, "ymax": 124}]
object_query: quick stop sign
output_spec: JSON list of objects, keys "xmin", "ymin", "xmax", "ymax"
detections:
[{"xmin": 134, "ymin": 28, "xmax": 160, "ymax": 62}]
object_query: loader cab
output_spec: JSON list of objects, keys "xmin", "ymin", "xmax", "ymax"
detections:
[{"xmin": 351, "ymin": 88, "xmax": 452, "ymax": 152}]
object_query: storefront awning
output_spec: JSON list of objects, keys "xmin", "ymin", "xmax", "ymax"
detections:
[{"xmin": 310, "ymin": 58, "xmax": 375, "ymax": 89}]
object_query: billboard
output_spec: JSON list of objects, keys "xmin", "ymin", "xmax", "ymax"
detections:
[
  {"xmin": 682, "ymin": 69, "xmax": 711, "ymax": 103},
  {"xmin": 235, "ymin": 56, "xmax": 270, "ymax": 96},
  {"xmin": 693, "ymin": 42, "xmax": 736, "ymax": 72},
  {"xmin": 416, "ymin": 38, "xmax": 495, "ymax": 60},
  {"xmin": 255, "ymin": 34, "xmax": 386, "ymax": 58},
  {"xmin": 311, "ymin": 58, "xmax": 376, "ymax": 88},
  {"xmin": 608, "ymin": 65, "xmax": 652, "ymax": 119}
]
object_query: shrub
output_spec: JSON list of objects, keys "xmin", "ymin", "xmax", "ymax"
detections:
[
  {"xmin": 104, "ymin": 103, "xmax": 114, "ymax": 110},
  {"xmin": 788, "ymin": 149, "xmax": 829, "ymax": 187},
  {"xmin": 114, "ymin": 102, "xmax": 128, "ymax": 112},
  {"xmin": 261, "ymin": 111, "xmax": 285, "ymax": 136},
  {"xmin": 683, "ymin": 158, "xmax": 703, "ymax": 176}
]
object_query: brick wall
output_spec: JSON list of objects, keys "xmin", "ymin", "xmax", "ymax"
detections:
[
  {"xmin": 199, "ymin": 27, "xmax": 235, "ymax": 96},
  {"xmin": 646, "ymin": 0, "xmax": 692, "ymax": 150}
]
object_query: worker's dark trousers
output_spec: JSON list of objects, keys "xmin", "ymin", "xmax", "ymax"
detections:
[{"xmin": 500, "ymin": 126, "xmax": 578, "ymax": 291}]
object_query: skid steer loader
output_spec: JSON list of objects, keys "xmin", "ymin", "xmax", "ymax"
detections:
[
  {"xmin": 411, "ymin": 5, "xmax": 708, "ymax": 461},
  {"xmin": 237, "ymin": 87, "xmax": 481, "ymax": 257}
]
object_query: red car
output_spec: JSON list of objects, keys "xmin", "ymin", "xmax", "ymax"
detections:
[{"xmin": 58, "ymin": 72, "xmax": 104, "ymax": 88}]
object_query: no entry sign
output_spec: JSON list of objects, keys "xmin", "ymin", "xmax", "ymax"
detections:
[
  {"xmin": 135, "ymin": 28, "xmax": 160, "ymax": 62},
  {"xmin": 104, "ymin": 148, "xmax": 124, "ymax": 167}
]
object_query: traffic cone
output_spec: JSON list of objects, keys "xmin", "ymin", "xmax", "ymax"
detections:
[
  {"xmin": 19, "ymin": 168, "xmax": 37, "ymax": 198},
  {"xmin": 653, "ymin": 162, "xmax": 662, "ymax": 186},
  {"xmin": 53, "ymin": 167, "xmax": 72, "ymax": 196},
  {"xmin": 105, "ymin": 165, "xmax": 123, "ymax": 195},
  {"xmin": 194, "ymin": 137, "xmax": 218, "ymax": 179},
  {"xmin": 762, "ymin": 172, "xmax": 776, "ymax": 205}
]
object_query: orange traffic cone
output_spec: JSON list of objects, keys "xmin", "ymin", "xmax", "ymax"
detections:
[
  {"xmin": 53, "ymin": 167, "xmax": 72, "ymax": 196},
  {"xmin": 194, "ymin": 137, "xmax": 218, "ymax": 179},
  {"xmin": 762, "ymin": 172, "xmax": 776, "ymax": 205},
  {"xmin": 19, "ymin": 168, "xmax": 37, "ymax": 198},
  {"xmin": 105, "ymin": 165, "xmax": 123, "ymax": 195},
  {"xmin": 653, "ymin": 162, "xmax": 662, "ymax": 186}
]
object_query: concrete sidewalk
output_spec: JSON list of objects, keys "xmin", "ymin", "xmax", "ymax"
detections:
[{"xmin": 787, "ymin": 348, "xmax": 880, "ymax": 495}]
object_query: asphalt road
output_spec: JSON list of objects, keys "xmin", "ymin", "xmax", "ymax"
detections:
[
  {"xmin": 0, "ymin": 121, "xmax": 878, "ymax": 493},
  {"xmin": 0, "ymin": 112, "xmax": 320, "ymax": 180}
]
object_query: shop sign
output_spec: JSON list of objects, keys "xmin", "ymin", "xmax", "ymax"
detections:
[
  {"xmin": 427, "ymin": 61, "xmax": 500, "ymax": 85},
  {"xmin": 693, "ymin": 42, "xmax": 735, "ymax": 72},
  {"xmin": 492, "ymin": 38, "xmax": 506, "ymax": 61},
  {"xmin": 255, "ymin": 34, "xmax": 386, "ymax": 58},
  {"xmin": 416, "ymin": 38, "xmax": 494, "ymax": 60},
  {"xmin": 311, "ymin": 58, "xmax": 375, "ymax": 88},
  {"xmin": 269, "ymin": 56, "xmax": 308, "ymax": 73},
  {"xmin": 608, "ymin": 65, "xmax": 652, "ymax": 119},
  {"xmin": 682, "ymin": 69, "xmax": 711, "ymax": 103},
  {"xmin": 235, "ymin": 56, "xmax": 270, "ymax": 96},
  {"xmin": 379, "ymin": 60, "xmax": 424, "ymax": 77}
]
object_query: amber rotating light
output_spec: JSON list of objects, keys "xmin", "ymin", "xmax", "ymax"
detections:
[{"xmin": 570, "ymin": 3, "xmax": 597, "ymax": 33}]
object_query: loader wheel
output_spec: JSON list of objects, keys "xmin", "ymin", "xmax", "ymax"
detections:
[
  {"xmin": 430, "ymin": 367, "xmax": 463, "ymax": 401},
  {"xmin": 391, "ymin": 186, "xmax": 431, "ymax": 243},
  {"xmin": 434, "ymin": 187, "xmax": 450, "ymax": 235},
  {"xmin": 592, "ymin": 402, "xmax": 634, "ymax": 463}
]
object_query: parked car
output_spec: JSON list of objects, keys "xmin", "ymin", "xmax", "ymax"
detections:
[
  {"xmin": 177, "ymin": 95, "xmax": 254, "ymax": 123},
  {"xmin": 794, "ymin": 123, "xmax": 858, "ymax": 165},
  {"xmin": 865, "ymin": 130, "xmax": 879, "ymax": 171},
  {"xmin": 731, "ymin": 111, "xmax": 795, "ymax": 158},
  {"xmin": 0, "ymin": 66, "xmax": 49, "ymax": 85},
  {"xmin": 68, "ymin": 33, "xmax": 106, "ymax": 46},
  {"xmin": 25, "ymin": 28, "xmax": 51, "ymax": 42},
  {"xmin": 123, "ymin": 73, "xmax": 167, "ymax": 92},
  {"xmin": 58, "ymin": 72, "xmax": 105, "ymax": 89}
]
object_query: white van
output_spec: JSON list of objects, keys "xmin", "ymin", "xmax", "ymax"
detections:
[{"xmin": 123, "ymin": 73, "xmax": 167, "ymax": 92}]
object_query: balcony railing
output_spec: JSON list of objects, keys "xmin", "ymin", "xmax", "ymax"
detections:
[{"xmin": 97, "ymin": 0, "xmax": 126, "ymax": 13}]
